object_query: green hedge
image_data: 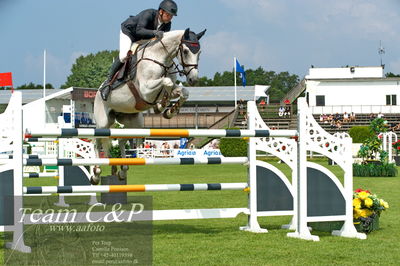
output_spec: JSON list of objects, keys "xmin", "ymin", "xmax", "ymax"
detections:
[
  {"xmin": 353, "ymin": 163, "xmax": 398, "ymax": 177},
  {"xmin": 219, "ymin": 138, "xmax": 247, "ymax": 157},
  {"xmin": 349, "ymin": 126, "xmax": 374, "ymax": 143}
]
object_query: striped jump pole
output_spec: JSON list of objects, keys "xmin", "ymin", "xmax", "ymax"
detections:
[
  {"xmin": 0, "ymin": 154, "xmax": 59, "ymax": 160},
  {"xmin": 23, "ymin": 173, "xmax": 59, "ymax": 178},
  {"xmin": 25, "ymin": 128, "xmax": 298, "ymax": 139},
  {"xmin": 22, "ymin": 157, "xmax": 248, "ymax": 166},
  {"xmin": 23, "ymin": 182, "xmax": 249, "ymax": 194},
  {"xmin": 25, "ymin": 138, "xmax": 58, "ymax": 142}
]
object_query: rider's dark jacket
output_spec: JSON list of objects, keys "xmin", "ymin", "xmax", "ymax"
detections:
[{"xmin": 121, "ymin": 9, "xmax": 171, "ymax": 43}]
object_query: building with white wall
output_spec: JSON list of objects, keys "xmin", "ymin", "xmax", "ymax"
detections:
[{"xmin": 304, "ymin": 66, "xmax": 400, "ymax": 114}]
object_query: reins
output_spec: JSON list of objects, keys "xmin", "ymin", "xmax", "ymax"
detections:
[{"xmin": 131, "ymin": 35, "xmax": 199, "ymax": 78}]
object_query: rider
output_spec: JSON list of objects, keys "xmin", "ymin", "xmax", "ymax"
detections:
[{"xmin": 100, "ymin": 0, "xmax": 178, "ymax": 101}]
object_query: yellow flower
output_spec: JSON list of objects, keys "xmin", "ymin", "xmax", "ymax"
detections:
[
  {"xmin": 364, "ymin": 198, "xmax": 373, "ymax": 208},
  {"xmin": 383, "ymin": 201, "xmax": 389, "ymax": 209},
  {"xmin": 358, "ymin": 191, "xmax": 369, "ymax": 200},
  {"xmin": 380, "ymin": 199, "xmax": 385, "ymax": 206},
  {"xmin": 353, "ymin": 198, "xmax": 362, "ymax": 209},
  {"xmin": 358, "ymin": 209, "xmax": 373, "ymax": 218},
  {"xmin": 353, "ymin": 208, "xmax": 361, "ymax": 219}
]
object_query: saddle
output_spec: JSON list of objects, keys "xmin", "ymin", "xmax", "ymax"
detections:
[
  {"xmin": 108, "ymin": 39, "xmax": 157, "ymax": 111},
  {"xmin": 108, "ymin": 49, "xmax": 139, "ymax": 91}
]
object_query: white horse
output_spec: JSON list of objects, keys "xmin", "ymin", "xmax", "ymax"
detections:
[{"xmin": 91, "ymin": 28, "xmax": 206, "ymax": 184}]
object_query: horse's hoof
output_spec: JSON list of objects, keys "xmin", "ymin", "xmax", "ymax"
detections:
[
  {"xmin": 163, "ymin": 109, "xmax": 174, "ymax": 119},
  {"xmin": 117, "ymin": 171, "xmax": 127, "ymax": 181},
  {"xmin": 111, "ymin": 165, "xmax": 118, "ymax": 176},
  {"xmin": 90, "ymin": 176, "xmax": 100, "ymax": 185},
  {"xmin": 93, "ymin": 166, "xmax": 102, "ymax": 176},
  {"xmin": 153, "ymin": 105, "xmax": 162, "ymax": 114}
]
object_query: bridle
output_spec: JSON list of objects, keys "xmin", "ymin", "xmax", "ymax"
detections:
[
  {"xmin": 133, "ymin": 36, "xmax": 200, "ymax": 78},
  {"xmin": 177, "ymin": 39, "xmax": 200, "ymax": 76}
]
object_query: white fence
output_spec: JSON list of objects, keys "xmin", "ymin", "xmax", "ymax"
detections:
[{"xmin": 311, "ymin": 105, "xmax": 400, "ymax": 114}]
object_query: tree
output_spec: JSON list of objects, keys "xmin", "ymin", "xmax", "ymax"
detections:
[
  {"xmin": 181, "ymin": 66, "xmax": 299, "ymax": 103},
  {"xmin": 385, "ymin": 72, "xmax": 400, "ymax": 78},
  {"xmin": 62, "ymin": 50, "xmax": 118, "ymax": 88},
  {"xmin": 0, "ymin": 83, "xmax": 54, "ymax": 90}
]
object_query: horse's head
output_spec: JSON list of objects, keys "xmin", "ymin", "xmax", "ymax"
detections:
[{"xmin": 178, "ymin": 28, "xmax": 206, "ymax": 86}]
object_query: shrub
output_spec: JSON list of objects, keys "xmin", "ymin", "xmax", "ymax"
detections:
[
  {"xmin": 219, "ymin": 137, "xmax": 247, "ymax": 157},
  {"xmin": 349, "ymin": 126, "xmax": 373, "ymax": 143},
  {"xmin": 353, "ymin": 163, "xmax": 398, "ymax": 177},
  {"xmin": 109, "ymin": 143, "xmax": 130, "ymax": 158}
]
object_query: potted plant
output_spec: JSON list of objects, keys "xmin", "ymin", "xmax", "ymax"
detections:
[
  {"xmin": 392, "ymin": 140, "xmax": 400, "ymax": 166},
  {"xmin": 353, "ymin": 188, "xmax": 389, "ymax": 233}
]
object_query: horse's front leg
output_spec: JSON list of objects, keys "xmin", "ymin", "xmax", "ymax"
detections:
[
  {"xmin": 163, "ymin": 87, "xmax": 189, "ymax": 119},
  {"xmin": 141, "ymin": 77, "xmax": 175, "ymax": 113},
  {"xmin": 91, "ymin": 138, "xmax": 113, "ymax": 184},
  {"xmin": 117, "ymin": 138, "xmax": 129, "ymax": 180}
]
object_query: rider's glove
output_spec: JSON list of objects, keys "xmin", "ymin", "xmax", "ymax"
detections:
[{"xmin": 154, "ymin": 30, "xmax": 164, "ymax": 39}]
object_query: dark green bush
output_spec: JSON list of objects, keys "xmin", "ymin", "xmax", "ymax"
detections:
[
  {"xmin": 219, "ymin": 138, "xmax": 247, "ymax": 157},
  {"xmin": 353, "ymin": 163, "xmax": 398, "ymax": 177},
  {"xmin": 109, "ymin": 143, "xmax": 130, "ymax": 158},
  {"xmin": 349, "ymin": 126, "xmax": 373, "ymax": 143}
]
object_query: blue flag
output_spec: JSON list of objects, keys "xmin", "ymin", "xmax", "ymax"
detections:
[{"xmin": 235, "ymin": 59, "xmax": 246, "ymax": 87}]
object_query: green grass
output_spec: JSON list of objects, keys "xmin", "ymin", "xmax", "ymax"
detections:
[{"xmin": 1, "ymin": 160, "xmax": 400, "ymax": 265}]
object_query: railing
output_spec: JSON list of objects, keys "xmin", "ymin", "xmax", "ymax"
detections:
[
  {"xmin": 280, "ymin": 78, "xmax": 306, "ymax": 105},
  {"xmin": 311, "ymin": 105, "xmax": 400, "ymax": 114}
]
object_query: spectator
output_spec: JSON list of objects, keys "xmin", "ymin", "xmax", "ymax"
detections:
[
  {"xmin": 334, "ymin": 113, "xmax": 341, "ymax": 122},
  {"xmin": 319, "ymin": 114, "xmax": 324, "ymax": 122},
  {"xmin": 259, "ymin": 99, "xmax": 266, "ymax": 111},
  {"xmin": 323, "ymin": 114, "xmax": 329, "ymax": 123},
  {"xmin": 369, "ymin": 113, "xmax": 376, "ymax": 121},
  {"xmin": 238, "ymin": 99, "xmax": 245, "ymax": 115},
  {"xmin": 377, "ymin": 112, "xmax": 384, "ymax": 119},
  {"xmin": 241, "ymin": 114, "xmax": 248, "ymax": 126},
  {"xmin": 278, "ymin": 106, "xmax": 285, "ymax": 117},
  {"xmin": 284, "ymin": 106, "xmax": 291, "ymax": 118},
  {"xmin": 350, "ymin": 112, "xmax": 356, "ymax": 122},
  {"xmin": 392, "ymin": 122, "xmax": 400, "ymax": 131},
  {"xmin": 336, "ymin": 120, "xmax": 342, "ymax": 129},
  {"xmin": 343, "ymin": 112, "xmax": 349, "ymax": 123}
]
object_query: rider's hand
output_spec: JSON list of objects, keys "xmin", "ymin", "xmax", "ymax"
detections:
[{"xmin": 154, "ymin": 31, "xmax": 164, "ymax": 39}]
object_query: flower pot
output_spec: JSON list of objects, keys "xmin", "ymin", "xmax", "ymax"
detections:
[
  {"xmin": 394, "ymin": 156, "xmax": 400, "ymax": 166},
  {"xmin": 308, "ymin": 221, "xmax": 343, "ymax": 232},
  {"xmin": 365, "ymin": 160, "xmax": 382, "ymax": 166},
  {"xmin": 309, "ymin": 215, "xmax": 380, "ymax": 233},
  {"xmin": 354, "ymin": 214, "xmax": 380, "ymax": 233}
]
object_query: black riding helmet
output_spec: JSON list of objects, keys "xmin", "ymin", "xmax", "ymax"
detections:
[{"xmin": 159, "ymin": 0, "xmax": 178, "ymax": 16}]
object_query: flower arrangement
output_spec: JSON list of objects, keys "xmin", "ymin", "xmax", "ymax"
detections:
[
  {"xmin": 353, "ymin": 188, "xmax": 389, "ymax": 233},
  {"xmin": 392, "ymin": 140, "xmax": 400, "ymax": 156}
]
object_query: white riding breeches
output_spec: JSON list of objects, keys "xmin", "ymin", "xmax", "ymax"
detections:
[{"xmin": 119, "ymin": 30, "xmax": 132, "ymax": 62}]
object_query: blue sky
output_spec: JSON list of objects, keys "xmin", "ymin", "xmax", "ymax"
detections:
[{"xmin": 1, "ymin": 0, "xmax": 399, "ymax": 88}]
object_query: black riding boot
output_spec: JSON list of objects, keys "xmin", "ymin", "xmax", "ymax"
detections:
[{"xmin": 100, "ymin": 59, "xmax": 123, "ymax": 101}]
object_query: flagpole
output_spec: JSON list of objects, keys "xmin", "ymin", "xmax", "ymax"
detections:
[
  {"xmin": 43, "ymin": 49, "xmax": 46, "ymax": 98},
  {"xmin": 234, "ymin": 57, "xmax": 237, "ymax": 108}
]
